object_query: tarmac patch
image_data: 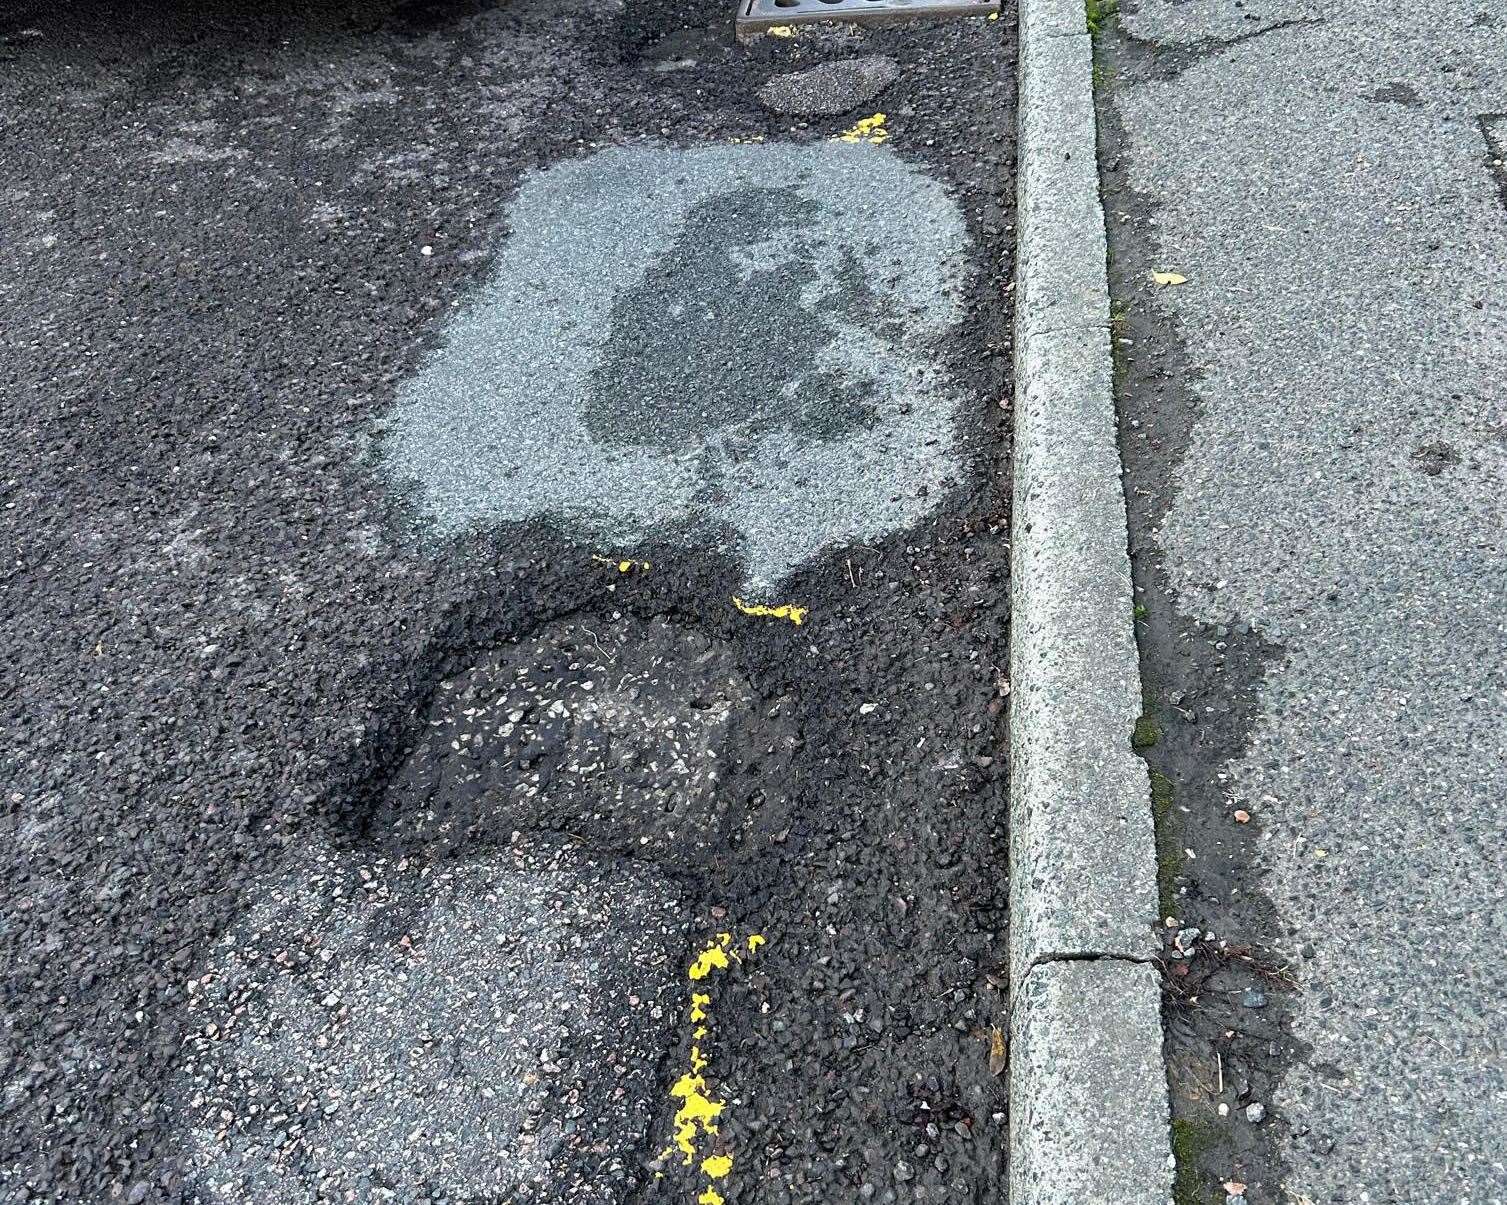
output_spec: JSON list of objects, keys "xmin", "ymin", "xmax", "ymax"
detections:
[{"xmin": 380, "ymin": 141, "xmax": 975, "ymax": 590}]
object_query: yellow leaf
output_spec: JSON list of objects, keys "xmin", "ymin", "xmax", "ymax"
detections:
[
  {"xmin": 988, "ymin": 1026, "xmax": 1007, "ymax": 1075},
  {"xmin": 1151, "ymin": 270, "xmax": 1187, "ymax": 286}
]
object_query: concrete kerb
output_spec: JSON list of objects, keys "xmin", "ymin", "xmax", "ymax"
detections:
[
  {"xmin": 1006, "ymin": 3, "xmax": 1172, "ymax": 1203},
  {"xmin": 1009, "ymin": 960, "xmax": 1169, "ymax": 1203}
]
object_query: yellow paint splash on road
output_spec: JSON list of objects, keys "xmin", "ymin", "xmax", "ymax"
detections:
[
  {"xmin": 669, "ymin": 1072, "xmax": 723, "ymax": 1160},
  {"xmin": 591, "ymin": 553, "xmax": 651, "ymax": 573},
  {"xmin": 838, "ymin": 113, "xmax": 889, "ymax": 145},
  {"xmin": 702, "ymin": 1154, "xmax": 734, "ymax": 1179},
  {"xmin": 689, "ymin": 934, "xmax": 734, "ymax": 979},
  {"xmin": 732, "ymin": 597, "xmax": 808, "ymax": 626},
  {"xmin": 660, "ymin": 932, "xmax": 767, "ymax": 1204}
]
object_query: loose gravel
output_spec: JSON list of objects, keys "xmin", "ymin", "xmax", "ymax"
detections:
[{"xmin": 757, "ymin": 56, "xmax": 900, "ymax": 116}]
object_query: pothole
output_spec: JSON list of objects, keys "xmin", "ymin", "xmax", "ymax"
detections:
[
  {"xmin": 362, "ymin": 614, "xmax": 789, "ymax": 872},
  {"xmin": 171, "ymin": 614, "xmax": 796, "ymax": 1200}
]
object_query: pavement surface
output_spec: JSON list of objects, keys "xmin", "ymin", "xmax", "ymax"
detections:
[
  {"xmin": 0, "ymin": 2, "xmax": 1016, "ymax": 1203},
  {"xmin": 1098, "ymin": 2, "xmax": 1507, "ymax": 1202}
]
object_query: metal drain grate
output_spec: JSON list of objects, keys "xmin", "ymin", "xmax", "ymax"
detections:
[{"xmin": 737, "ymin": 0, "xmax": 998, "ymax": 35}]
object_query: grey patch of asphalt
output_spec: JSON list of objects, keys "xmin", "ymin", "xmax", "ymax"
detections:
[
  {"xmin": 756, "ymin": 56, "xmax": 900, "ymax": 116},
  {"xmin": 173, "ymin": 842, "xmax": 686, "ymax": 1203},
  {"xmin": 0, "ymin": 2, "xmax": 1016, "ymax": 1203},
  {"xmin": 382, "ymin": 140, "xmax": 971, "ymax": 592},
  {"xmin": 1098, "ymin": 2, "xmax": 1507, "ymax": 1202}
]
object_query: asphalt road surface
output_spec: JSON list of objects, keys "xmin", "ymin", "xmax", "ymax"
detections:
[
  {"xmin": 0, "ymin": 2, "xmax": 1017, "ymax": 1203},
  {"xmin": 1100, "ymin": 1, "xmax": 1507, "ymax": 1201}
]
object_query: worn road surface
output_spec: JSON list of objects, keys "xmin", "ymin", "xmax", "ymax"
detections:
[
  {"xmin": 0, "ymin": 1, "xmax": 1016, "ymax": 1203},
  {"xmin": 1100, "ymin": 1, "xmax": 1507, "ymax": 1201}
]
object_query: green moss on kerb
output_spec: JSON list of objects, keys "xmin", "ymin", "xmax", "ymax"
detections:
[
  {"xmin": 1149, "ymin": 770, "xmax": 1174, "ymax": 818},
  {"xmin": 1132, "ymin": 713, "xmax": 1160, "ymax": 749},
  {"xmin": 1169, "ymin": 1118, "xmax": 1216, "ymax": 1205},
  {"xmin": 1085, "ymin": 0, "xmax": 1120, "ymax": 34},
  {"xmin": 1149, "ymin": 770, "xmax": 1183, "ymax": 915}
]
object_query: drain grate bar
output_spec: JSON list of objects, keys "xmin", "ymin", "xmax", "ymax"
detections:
[{"xmin": 737, "ymin": 0, "xmax": 998, "ymax": 35}]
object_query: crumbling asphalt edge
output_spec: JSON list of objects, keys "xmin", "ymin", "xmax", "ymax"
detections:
[{"xmin": 1006, "ymin": 0, "xmax": 1172, "ymax": 1200}]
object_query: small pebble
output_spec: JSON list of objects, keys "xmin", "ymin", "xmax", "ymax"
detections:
[{"xmin": 1246, "ymin": 1102, "xmax": 1266, "ymax": 1124}]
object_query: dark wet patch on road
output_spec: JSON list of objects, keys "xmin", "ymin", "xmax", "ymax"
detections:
[
  {"xmin": 585, "ymin": 186, "xmax": 880, "ymax": 453},
  {"xmin": 1095, "ymin": 25, "xmax": 1303, "ymax": 1205}
]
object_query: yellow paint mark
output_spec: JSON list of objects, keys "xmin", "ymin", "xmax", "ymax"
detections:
[
  {"xmin": 660, "ymin": 932, "xmax": 768, "ymax": 1202},
  {"xmin": 732, "ymin": 597, "xmax": 808, "ymax": 626},
  {"xmin": 670, "ymin": 1073, "xmax": 724, "ymax": 1162},
  {"xmin": 689, "ymin": 941, "xmax": 732, "ymax": 980},
  {"xmin": 837, "ymin": 113, "xmax": 889, "ymax": 145},
  {"xmin": 702, "ymin": 1155, "xmax": 734, "ymax": 1179},
  {"xmin": 591, "ymin": 553, "xmax": 650, "ymax": 573}
]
